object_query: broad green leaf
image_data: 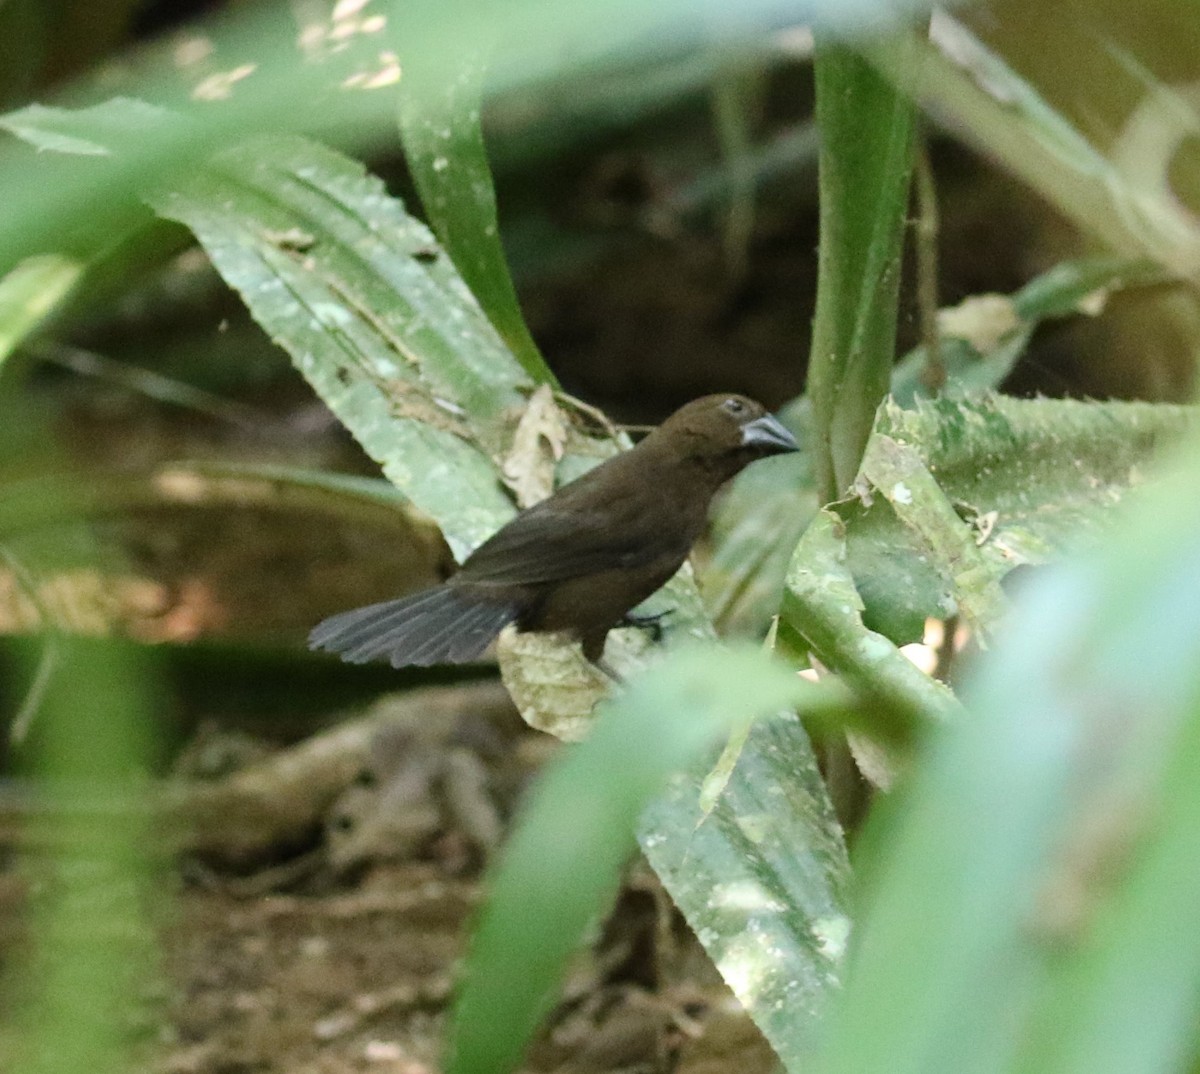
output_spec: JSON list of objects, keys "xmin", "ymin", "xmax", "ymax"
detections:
[
  {"xmin": 638, "ymin": 681, "xmax": 852, "ymax": 1071},
  {"xmin": 710, "ymin": 253, "xmax": 1172, "ymax": 642},
  {"xmin": 781, "ymin": 393, "xmax": 1196, "ymax": 745},
  {"xmin": 822, "ymin": 431, "xmax": 1200, "ymax": 1074},
  {"xmin": 152, "ymin": 135, "xmax": 849, "ymax": 1067},
  {"xmin": 397, "ymin": 52, "xmax": 555, "ymax": 385},
  {"xmin": 842, "ymin": 394, "xmax": 1197, "ymax": 644},
  {"xmin": 808, "ymin": 36, "xmax": 919, "ymax": 502},
  {"xmin": 0, "ymin": 255, "xmax": 83, "ymax": 363},
  {"xmin": 150, "ymin": 134, "xmax": 528, "ymax": 559},
  {"xmin": 447, "ymin": 644, "xmax": 848, "ymax": 1074}
]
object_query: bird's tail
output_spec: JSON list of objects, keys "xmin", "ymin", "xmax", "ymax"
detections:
[{"xmin": 308, "ymin": 585, "xmax": 519, "ymax": 668}]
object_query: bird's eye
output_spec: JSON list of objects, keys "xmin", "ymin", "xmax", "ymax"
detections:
[{"xmin": 722, "ymin": 398, "xmax": 746, "ymax": 415}]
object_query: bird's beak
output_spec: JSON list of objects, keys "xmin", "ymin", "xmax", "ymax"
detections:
[{"xmin": 741, "ymin": 413, "xmax": 799, "ymax": 454}]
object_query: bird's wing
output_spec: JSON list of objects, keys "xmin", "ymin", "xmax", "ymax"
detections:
[{"xmin": 460, "ymin": 490, "xmax": 664, "ymax": 587}]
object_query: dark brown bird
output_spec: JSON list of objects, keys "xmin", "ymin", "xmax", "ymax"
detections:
[{"xmin": 309, "ymin": 394, "xmax": 798, "ymax": 668}]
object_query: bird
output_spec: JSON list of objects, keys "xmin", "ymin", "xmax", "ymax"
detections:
[{"xmin": 309, "ymin": 394, "xmax": 798, "ymax": 669}]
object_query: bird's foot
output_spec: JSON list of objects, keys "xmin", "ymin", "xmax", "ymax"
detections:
[{"xmin": 618, "ymin": 608, "xmax": 673, "ymax": 643}]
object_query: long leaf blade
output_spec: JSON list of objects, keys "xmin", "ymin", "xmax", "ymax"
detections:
[
  {"xmin": 447, "ymin": 644, "xmax": 845, "ymax": 1074},
  {"xmin": 398, "ymin": 52, "xmax": 556, "ymax": 385},
  {"xmin": 808, "ymin": 36, "xmax": 918, "ymax": 502}
]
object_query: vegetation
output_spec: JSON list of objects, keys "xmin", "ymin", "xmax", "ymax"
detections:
[{"xmin": 1, "ymin": 1, "xmax": 1199, "ymax": 1073}]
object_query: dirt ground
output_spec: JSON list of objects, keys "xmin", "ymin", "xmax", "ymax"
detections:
[
  {"xmin": 153, "ymin": 857, "xmax": 776, "ymax": 1074},
  {"xmin": 147, "ymin": 712, "xmax": 780, "ymax": 1074},
  {"xmin": 0, "ymin": 676, "xmax": 778, "ymax": 1074}
]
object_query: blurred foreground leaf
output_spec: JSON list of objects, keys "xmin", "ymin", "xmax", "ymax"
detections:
[
  {"xmin": 8, "ymin": 648, "xmax": 162, "ymax": 1074},
  {"xmin": 0, "ymin": 97, "xmax": 172, "ymax": 156},
  {"xmin": 448, "ymin": 644, "xmax": 848, "ymax": 1074},
  {"xmin": 822, "ymin": 431, "xmax": 1200, "ymax": 1074},
  {"xmin": 0, "ymin": 254, "xmax": 83, "ymax": 362},
  {"xmin": 0, "ymin": 0, "xmax": 951, "ymax": 268}
]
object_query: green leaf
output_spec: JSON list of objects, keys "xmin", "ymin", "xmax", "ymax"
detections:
[
  {"xmin": 637, "ymin": 685, "xmax": 852, "ymax": 1070},
  {"xmin": 447, "ymin": 644, "xmax": 847, "ymax": 1074},
  {"xmin": 841, "ymin": 394, "xmax": 1198, "ymax": 643},
  {"xmin": 0, "ymin": 0, "xmax": 947, "ymax": 269},
  {"xmin": 0, "ymin": 255, "xmax": 83, "ymax": 363},
  {"xmin": 0, "ymin": 97, "xmax": 173, "ymax": 156},
  {"xmin": 397, "ymin": 52, "xmax": 556, "ymax": 385},
  {"xmin": 822, "ymin": 431, "xmax": 1200, "ymax": 1074},
  {"xmin": 781, "ymin": 393, "xmax": 1197, "ymax": 746},
  {"xmin": 808, "ymin": 36, "xmax": 919, "ymax": 502},
  {"xmin": 857, "ymin": 431, "xmax": 1008, "ymax": 638},
  {"xmin": 709, "ymin": 256, "xmax": 1173, "ymax": 639},
  {"xmin": 149, "ymin": 134, "xmax": 529, "ymax": 559}
]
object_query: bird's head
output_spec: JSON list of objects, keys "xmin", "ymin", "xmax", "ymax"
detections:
[{"xmin": 654, "ymin": 393, "xmax": 799, "ymax": 480}]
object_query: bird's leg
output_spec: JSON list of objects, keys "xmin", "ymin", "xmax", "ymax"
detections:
[
  {"xmin": 617, "ymin": 608, "xmax": 673, "ymax": 643},
  {"xmin": 595, "ymin": 656, "xmax": 624, "ymax": 683},
  {"xmin": 582, "ymin": 629, "xmax": 622, "ymax": 682}
]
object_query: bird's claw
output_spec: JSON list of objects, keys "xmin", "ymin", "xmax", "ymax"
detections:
[{"xmin": 618, "ymin": 608, "xmax": 673, "ymax": 643}]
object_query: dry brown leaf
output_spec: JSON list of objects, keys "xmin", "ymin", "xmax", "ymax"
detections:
[{"xmin": 501, "ymin": 384, "xmax": 570, "ymax": 508}]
